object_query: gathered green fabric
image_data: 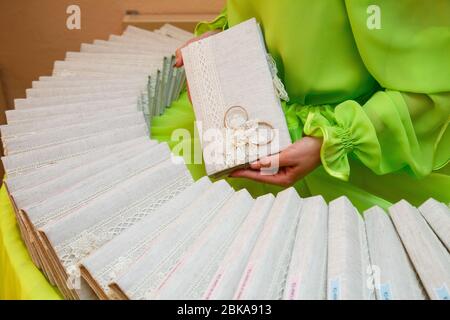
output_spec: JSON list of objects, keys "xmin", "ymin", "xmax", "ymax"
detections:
[
  {"xmin": 195, "ymin": 7, "xmax": 229, "ymax": 36},
  {"xmin": 195, "ymin": 0, "xmax": 450, "ymax": 183}
]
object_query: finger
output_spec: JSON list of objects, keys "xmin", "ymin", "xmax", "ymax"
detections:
[
  {"xmin": 249, "ymin": 161, "xmax": 261, "ymax": 170},
  {"xmin": 174, "ymin": 38, "xmax": 196, "ymax": 68},
  {"xmin": 174, "ymin": 48, "xmax": 183, "ymax": 68},
  {"xmin": 186, "ymin": 82, "xmax": 192, "ymax": 103},
  {"xmin": 257, "ymin": 151, "xmax": 293, "ymax": 169},
  {"xmin": 230, "ymin": 169, "xmax": 292, "ymax": 186}
]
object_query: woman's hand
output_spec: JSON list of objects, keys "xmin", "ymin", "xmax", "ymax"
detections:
[
  {"xmin": 174, "ymin": 30, "xmax": 222, "ymax": 68},
  {"xmin": 230, "ymin": 136, "xmax": 323, "ymax": 187}
]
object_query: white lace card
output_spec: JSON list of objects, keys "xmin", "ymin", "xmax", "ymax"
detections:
[
  {"xmin": 327, "ymin": 197, "xmax": 374, "ymax": 300},
  {"xmin": 32, "ymin": 76, "xmax": 145, "ymax": 88},
  {"xmin": 23, "ymin": 142, "xmax": 170, "ymax": 229},
  {"xmin": 122, "ymin": 26, "xmax": 183, "ymax": 49},
  {"xmin": 80, "ymin": 177, "xmax": 214, "ymax": 299},
  {"xmin": 182, "ymin": 18, "xmax": 291, "ymax": 176},
  {"xmin": 389, "ymin": 201, "xmax": 450, "ymax": 300},
  {"xmin": 41, "ymin": 160, "xmax": 192, "ymax": 271},
  {"xmin": 109, "ymin": 182, "xmax": 236, "ymax": 300},
  {"xmin": 80, "ymin": 42, "xmax": 171, "ymax": 55},
  {"xmin": 85, "ymin": 40, "xmax": 173, "ymax": 56},
  {"xmin": 204, "ymin": 194, "xmax": 274, "ymax": 300},
  {"xmin": 1, "ymin": 106, "xmax": 138, "ymax": 138},
  {"xmin": 109, "ymin": 34, "xmax": 180, "ymax": 50},
  {"xmin": 157, "ymin": 24, "xmax": 193, "ymax": 42},
  {"xmin": 40, "ymin": 159, "xmax": 191, "ymax": 299},
  {"xmin": 364, "ymin": 206, "xmax": 425, "ymax": 300},
  {"xmin": 5, "ymin": 136, "xmax": 150, "ymax": 193},
  {"xmin": 64, "ymin": 52, "xmax": 164, "ymax": 65},
  {"xmin": 1, "ymin": 125, "xmax": 148, "ymax": 177},
  {"xmin": 14, "ymin": 89, "xmax": 140, "ymax": 110},
  {"xmin": 11, "ymin": 139, "xmax": 156, "ymax": 209},
  {"xmin": 284, "ymin": 196, "xmax": 328, "ymax": 300},
  {"xmin": 25, "ymin": 83, "xmax": 147, "ymax": 99},
  {"xmin": 3, "ymin": 113, "xmax": 146, "ymax": 155},
  {"xmin": 152, "ymin": 190, "xmax": 254, "ymax": 300},
  {"xmin": 5, "ymin": 97, "xmax": 137, "ymax": 122},
  {"xmin": 234, "ymin": 188, "xmax": 302, "ymax": 300},
  {"xmin": 52, "ymin": 61, "xmax": 159, "ymax": 78},
  {"xmin": 418, "ymin": 199, "xmax": 450, "ymax": 250}
]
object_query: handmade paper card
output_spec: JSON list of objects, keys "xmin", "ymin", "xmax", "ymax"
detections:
[{"xmin": 182, "ymin": 18, "xmax": 291, "ymax": 177}]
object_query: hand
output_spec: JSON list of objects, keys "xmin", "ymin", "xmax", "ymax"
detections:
[{"xmin": 230, "ymin": 137, "xmax": 323, "ymax": 187}]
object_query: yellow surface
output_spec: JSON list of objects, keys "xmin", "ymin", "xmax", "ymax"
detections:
[{"xmin": 0, "ymin": 183, "xmax": 61, "ymax": 300}]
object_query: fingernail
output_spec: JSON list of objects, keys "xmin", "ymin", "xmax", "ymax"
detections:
[{"xmin": 260, "ymin": 158, "xmax": 271, "ymax": 166}]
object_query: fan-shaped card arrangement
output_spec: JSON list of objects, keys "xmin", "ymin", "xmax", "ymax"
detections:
[{"xmin": 1, "ymin": 21, "xmax": 449, "ymax": 300}]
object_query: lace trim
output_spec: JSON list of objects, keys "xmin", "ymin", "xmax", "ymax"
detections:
[
  {"xmin": 7, "ymin": 126, "xmax": 148, "ymax": 177},
  {"xmin": 96, "ymin": 179, "xmax": 198, "ymax": 292},
  {"xmin": 129, "ymin": 192, "xmax": 234, "ymax": 300},
  {"xmin": 34, "ymin": 153, "xmax": 167, "ymax": 228},
  {"xmin": 9, "ymin": 124, "xmax": 141, "ymax": 155},
  {"xmin": 266, "ymin": 54, "xmax": 289, "ymax": 102},
  {"xmin": 55, "ymin": 173, "xmax": 192, "ymax": 269},
  {"xmin": 188, "ymin": 40, "xmax": 225, "ymax": 132}
]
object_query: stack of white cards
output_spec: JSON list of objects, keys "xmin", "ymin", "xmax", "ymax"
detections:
[
  {"xmin": 1, "ymin": 20, "xmax": 449, "ymax": 300},
  {"xmin": 0, "ymin": 24, "xmax": 192, "ymax": 299}
]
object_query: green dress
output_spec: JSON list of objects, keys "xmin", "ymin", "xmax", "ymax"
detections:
[{"xmin": 153, "ymin": 0, "xmax": 450, "ymax": 212}]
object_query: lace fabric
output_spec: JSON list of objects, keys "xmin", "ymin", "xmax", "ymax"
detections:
[
  {"xmin": 55, "ymin": 173, "xmax": 192, "ymax": 269},
  {"xmin": 28, "ymin": 143, "xmax": 170, "ymax": 228},
  {"xmin": 2, "ymin": 125, "xmax": 148, "ymax": 177},
  {"xmin": 117, "ymin": 183, "xmax": 236, "ymax": 300}
]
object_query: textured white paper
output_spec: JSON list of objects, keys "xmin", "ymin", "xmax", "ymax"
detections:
[
  {"xmin": 152, "ymin": 190, "xmax": 254, "ymax": 300},
  {"xmin": 327, "ymin": 197, "xmax": 374, "ymax": 300},
  {"xmin": 4, "ymin": 136, "xmax": 150, "ymax": 193},
  {"xmin": 204, "ymin": 194, "xmax": 274, "ymax": 300},
  {"xmin": 364, "ymin": 206, "xmax": 425, "ymax": 300},
  {"xmin": 110, "ymin": 182, "xmax": 236, "ymax": 300},
  {"xmin": 418, "ymin": 198, "xmax": 450, "ymax": 250},
  {"xmin": 1, "ymin": 124, "xmax": 148, "ymax": 177},
  {"xmin": 235, "ymin": 188, "xmax": 302, "ymax": 300},
  {"xmin": 5, "ymin": 97, "xmax": 137, "ymax": 122},
  {"xmin": 23, "ymin": 143, "xmax": 172, "ymax": 229},
  {"xmin": 389, "ymin": 200, "xmax": 450, "ymax": 300},
  {"xmin": 11, "ymin": 139, "xmax": 156, "ymax": 208},
  {"xmin": 182, "ymin": 18, "xmax": 291, "ymax": 176},
  {"xmin": 80, "ymin": 177, "xmax": 214, "ymax": 299},
  {"xmin": 284, "ymin": 196, "xmax": 328, "ymax": 300},
  {"xmin": 3, "ymin": 113, "xmax": 146, "ymax": 155}
]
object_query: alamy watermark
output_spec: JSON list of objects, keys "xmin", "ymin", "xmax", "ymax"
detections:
[{"xmin": 66, "ymin": 5, "xmax": 81, "ymax": 30}]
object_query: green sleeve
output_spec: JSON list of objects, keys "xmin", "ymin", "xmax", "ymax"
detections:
[
  {"xmin": 287, "ymin": 0, "xmax": 450, "ymax": 181},
  {"xmin": 195, "ymin": 6, "xmax": 228, "ymax": 36}
]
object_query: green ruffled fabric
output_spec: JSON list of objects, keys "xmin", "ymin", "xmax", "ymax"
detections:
[
  {"xmin": 194, "ymin": 0, "xmax": 449, "ymax": 184},
  {"xmin": 195, "ymin": 7, "xmax": 229, "ymax": 36}
]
